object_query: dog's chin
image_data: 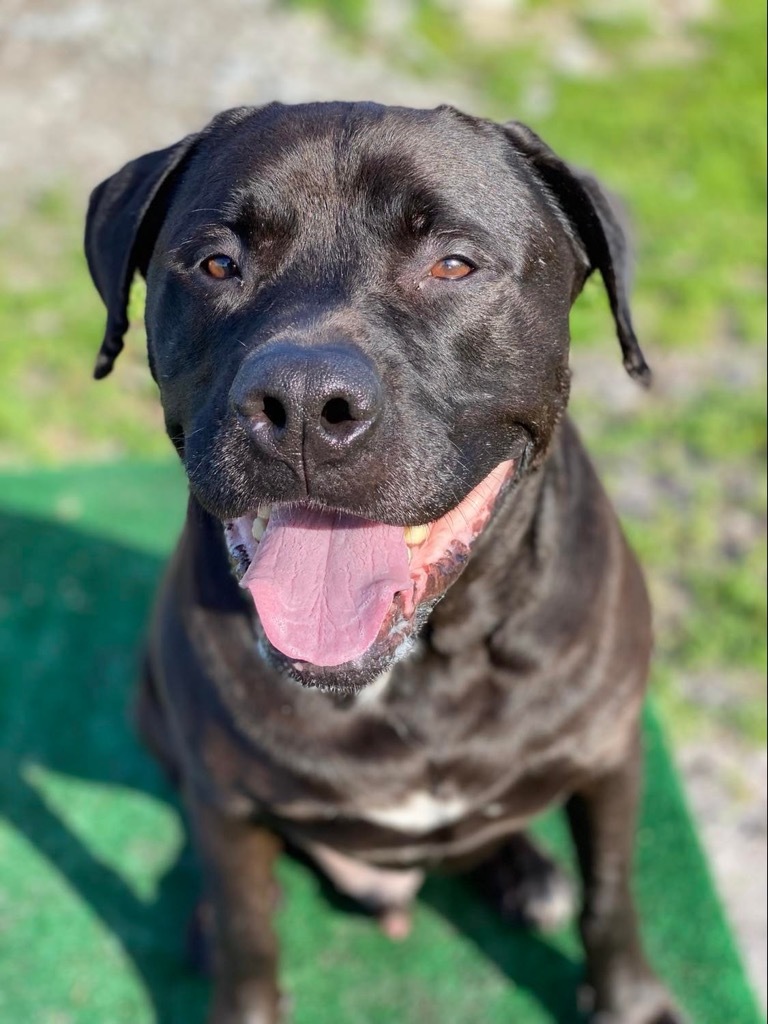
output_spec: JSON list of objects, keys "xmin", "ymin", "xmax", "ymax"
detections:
[
  {"xmin": 221, "ymin": 459, "xmax": 518, "ymax": 694},
  {"xmin": 254, "ymin": 617, "xmax": 422, "ymax": 695}
]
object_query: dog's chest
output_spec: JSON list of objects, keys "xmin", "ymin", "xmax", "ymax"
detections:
[
  {"xmin": 266, "ymin": 668, "xmax": 512, "ymax": 835},
  {"xmin": 261, "ymin": 656, "xmax": 624, "ymax": 850},
  {"xmin": 327, "ymin": 670, "xmax": 522, "ymax": 835}
]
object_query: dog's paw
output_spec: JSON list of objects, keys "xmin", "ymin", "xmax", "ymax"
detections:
[
  {"xmin": 469, "ymin": 834, "xmax": 575, "ymax": 933},
  {"xmin": 209, "ymin": 1005, "xmax": 284, "ymax": 1024},
  {"xmin": 591, "ymin": 1011, "xmax": 685, "ymax": 1024},
  {"xmin": 209, "ymin": 986, "xmax": 289, "ymax": 1024},
  {"xmin": 581, "ymin": 979, "xmax": 686, "ymax": 1024},
  {"xmin": 513, "ymin": 863, "xmax": 575, "ymax": 932}
]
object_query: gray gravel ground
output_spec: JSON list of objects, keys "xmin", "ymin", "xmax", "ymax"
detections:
[{"xmin": 1, "ymin": 0, "xmax": 764, "ymax": 1007}]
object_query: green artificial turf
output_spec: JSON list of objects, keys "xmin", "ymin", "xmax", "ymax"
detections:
[{"xmin": 0, "ymin": 462, "xmax": 763, "ymax": 1024}]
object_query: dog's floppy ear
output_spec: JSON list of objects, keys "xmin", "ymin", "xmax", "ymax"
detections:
[
  {"xmin": 504, "ymin": 120, "xmax": 650, "ymax": 385},
  {"xmin": 84, "ymin": 134, "xmax": 199, "ymax": 379}
]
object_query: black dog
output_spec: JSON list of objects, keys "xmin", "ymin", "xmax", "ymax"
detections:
[{"xmin": 85, "ymin": 101, "xmax": 681, "ymax": 1024}]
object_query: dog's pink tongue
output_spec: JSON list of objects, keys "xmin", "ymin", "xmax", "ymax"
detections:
[{"xmin": 241, "ymin": 506, "xmax": 411, "ymax": 667}]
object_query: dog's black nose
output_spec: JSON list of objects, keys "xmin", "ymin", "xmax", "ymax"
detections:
[{"xmin": 231, "ymin": 343, "xmax": 383, "ymax": 463}]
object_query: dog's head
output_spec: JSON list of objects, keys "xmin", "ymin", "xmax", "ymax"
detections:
[{"xmin": 85, "ymin": 101, "xmax": 647, "ymax": 692}]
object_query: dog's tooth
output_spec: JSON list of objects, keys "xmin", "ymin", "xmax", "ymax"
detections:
[
  {"xmin": 252, "ymin": 518, "xmax": 267, "ymax": 541},
  {"xmin": 257, "ymin": 504, "xmax": 272, "ymax": 521},
  {"xmin": 404, "ymin": 524, "xmax": 429, "ymax": 546}
]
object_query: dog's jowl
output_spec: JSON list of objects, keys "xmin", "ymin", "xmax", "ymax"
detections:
[{"xmin": 86, "ymin": 102, "xmax": 681, "ymax": 1024}]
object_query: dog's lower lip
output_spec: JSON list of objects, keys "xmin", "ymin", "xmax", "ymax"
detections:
[{"xmin": 221, "ymin": 460, "xmax": 516, "ymax": 674}]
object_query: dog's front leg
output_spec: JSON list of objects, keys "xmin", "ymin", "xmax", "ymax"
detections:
[
  {"xmin": 190, "ymin": 798, "xmax": 284, "ymax": 1024},
  {"xmin": 566, "ymin": 729, "xmax": 682, "ymax": 1024}
]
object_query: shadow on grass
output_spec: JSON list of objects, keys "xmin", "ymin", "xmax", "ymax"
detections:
[
  {"xmin": 0, "ymin": 507, "xmax": 586, "ymax": 1024},
  {"xmin": 0, "ymin": 508, "xmax": 209, "ymax": 1023}
]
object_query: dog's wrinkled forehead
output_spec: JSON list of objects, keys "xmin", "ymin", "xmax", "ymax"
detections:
[
  {"xmin": 86, "ymin": 100, "xmax": 649, "ymax": 384},
  {"xmin": 164, "ymin": 102, "xmax": 554, "ymax": 266}
]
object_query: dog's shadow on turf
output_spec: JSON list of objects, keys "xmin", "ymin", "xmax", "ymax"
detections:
[{"xmin": 0, "ymin": 509, "xmax": 584, "ymax": 1024}]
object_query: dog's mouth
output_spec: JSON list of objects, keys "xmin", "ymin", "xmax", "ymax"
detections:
[{"xmin": 222, "ymin": 459, "xmax": 515, "ymax": 686}]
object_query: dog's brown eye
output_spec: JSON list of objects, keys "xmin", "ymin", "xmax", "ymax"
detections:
[
  {"xmin": 430, "ymin": 257, "xmax": 474, "ymax": 280},
  {"xmin": 202, "ymin": 254, "xmax": 238, "ymax": 280}
]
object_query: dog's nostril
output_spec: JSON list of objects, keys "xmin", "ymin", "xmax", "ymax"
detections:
[
  {"xmin": 321, "ymin": 397, "xmax": 354, "ymax": 427},
  {"xmin": 262, "ymin": 395, "xmax": 287, "ymax": 430}
]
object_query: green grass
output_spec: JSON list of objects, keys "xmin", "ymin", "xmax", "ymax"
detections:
[
  {"xmin": 0, "ymin": 0, "xmax": 764, "ymax": 751},
  {"xmin": 0, "ymin": 463, "xmax": 762, "ymax": 1024},
  {"xmin": 0, "ymin": 198, "xmax": 163, "ymax": 464}
]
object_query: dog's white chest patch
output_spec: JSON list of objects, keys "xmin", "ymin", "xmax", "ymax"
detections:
[
  {"xmin": 359, "ymin": 790, "xmax": 470, "ymax": 834},
  {"xmin": 351, "ymin": 666, "xmax": 470, "ymax": 833}
]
